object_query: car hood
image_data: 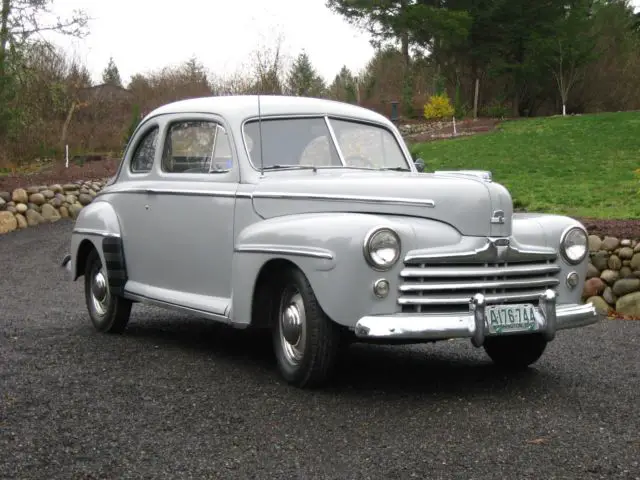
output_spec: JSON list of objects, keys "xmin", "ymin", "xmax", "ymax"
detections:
[{"xmin": 250, "ymin": 170, "xmax": 513, "ymax": 237}]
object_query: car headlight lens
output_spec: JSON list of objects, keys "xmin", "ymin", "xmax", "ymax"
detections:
[
  {"xmin": 561, "ymin": 227, "xmax": 588, "ymax": 264},
  {"xmin": 364, "ymin": 228, "xmax": 401, "ymax": 270}
]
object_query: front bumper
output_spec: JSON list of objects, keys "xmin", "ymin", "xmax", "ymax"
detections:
[{"xmin": 354, "ymin": 289, "xmax": 602, "ymax": 346}]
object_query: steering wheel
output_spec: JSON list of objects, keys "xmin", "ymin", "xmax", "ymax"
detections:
[{"xmin": 344, "ymin": 155, "xmax": 374, "ymax": 168}]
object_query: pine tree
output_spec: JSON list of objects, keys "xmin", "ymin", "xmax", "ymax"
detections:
[
  {"xmin": 286, "ymin": 51, "xmax": 326, "ymax": 97},
  {"xmin": 102, "ymin": 57, "xmax": 122, "ymax": 87}
]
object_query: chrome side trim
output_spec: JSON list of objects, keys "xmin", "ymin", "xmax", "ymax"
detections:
[
  {"xmin": 354, "ymin": 298, "xmax": 601, "ymax": 343},
  {"xmin": 123, "ymin": 291, "xmax": 230, "ymax": 323},
  {"xmin": 93, "ymin": 186, "xmax": 435, "ymax": 208},
  {"xmin": 72, "ymin": 228, "xmax": 121, "ymax": 238},
  {"xmin": 253, "ymin": 191, "xmax": 436, "ymax": 208},
  {"xmin": 234, "ymin": 244, "xmax": 334, "ymax": 260},
  {"xmin": 101, "ymin": 187, "xmax": 238, "ymax": 197}
]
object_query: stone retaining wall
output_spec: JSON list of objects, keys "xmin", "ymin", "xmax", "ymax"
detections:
[
  {"xmin": 0, "ymin": 179, "xmax": 109, "ymax": 233},
  {"xmin": 584, "ymin": 235, "xmax": 640, "ymax": 317},
  {"xmin": 1, "ymin": 178, "xmax": 639, "ymax": 317}
]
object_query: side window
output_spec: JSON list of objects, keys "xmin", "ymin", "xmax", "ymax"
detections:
[
  {"xmin": 129, "ymin": 127, "xmax": 159, "ymax": 173},
  {"xmin": 162, "ymin": 120, "xmax": 233, "ymax": 174},
  {"xmin": 211, "ymin": 125, "xmax": 233, "ymax": 172}
]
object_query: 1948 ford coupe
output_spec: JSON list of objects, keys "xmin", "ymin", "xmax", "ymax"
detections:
[{"xmin": 62, "ymin": 95, "xmax": 601, "ymax": 388}]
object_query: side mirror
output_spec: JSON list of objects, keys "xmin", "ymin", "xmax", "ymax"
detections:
[{"xmin": 414, "ymin": 158, "xmax": 426, "ymax": 173}]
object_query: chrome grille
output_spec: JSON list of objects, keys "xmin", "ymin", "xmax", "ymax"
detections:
[{"xmin": 399, "ymin": 258, "xmax": 560, "ymax": 314}]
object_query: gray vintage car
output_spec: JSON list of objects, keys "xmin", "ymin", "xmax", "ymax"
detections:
[{"xmin": 62, "ymin": 95, "xmax": 601, "ymax": 388}]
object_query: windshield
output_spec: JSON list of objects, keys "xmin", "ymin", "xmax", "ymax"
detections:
[{"xmin": 242, "ymin": 116, "xmax": 410, "ymax": 171}]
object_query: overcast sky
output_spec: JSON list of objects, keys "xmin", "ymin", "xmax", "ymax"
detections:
[{"xmin": 47, "ymin": 0, "xmax": 640, "ymax": 87}]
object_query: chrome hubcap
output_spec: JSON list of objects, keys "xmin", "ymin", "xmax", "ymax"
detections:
[
  {"xmin": 278, "ymin": 287, "xmax": 306, "ymax": 365},
  {"xmin": 90, "ymin": 267, "xmax": 110, "ymax": 316}
]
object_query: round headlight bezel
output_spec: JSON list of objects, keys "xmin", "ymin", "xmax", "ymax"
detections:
[
  {"xmin": 560, "ymin": 226, "xmax": 588, "ymax": 265},
  {"xmin": 363, "ymin": 227, "xmax": 401, "ymax": 271}
]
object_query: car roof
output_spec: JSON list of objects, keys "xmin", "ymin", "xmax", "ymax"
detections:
[{"xmin": 143, "ymin": 95, "xmax": 393, "ymax": 126}]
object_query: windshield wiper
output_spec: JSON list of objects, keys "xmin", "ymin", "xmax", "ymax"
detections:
[
  {"xmin": 378, "ymin": 166, "xmax": 411, "ymax": 171},
  {"xmin": 261, "ymin": 164, "xmax": 317, "ymax": 172}
]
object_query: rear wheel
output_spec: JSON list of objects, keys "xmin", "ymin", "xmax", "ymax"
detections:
[
  {"xmin": 84, "ymin": 249, "xmax": 132, "ymax": 333},
  {"xmin": 483, "ymin": 333, "xmax": 548, "ymax": 370},
  {"xmin": 271, "ymin": 267, "xmax": 342, "ymax": 388}
]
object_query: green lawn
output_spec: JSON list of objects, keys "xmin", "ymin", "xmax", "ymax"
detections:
[{"xmin": 411, "ymin": 111, "xmax": 640, "ymax": 219}]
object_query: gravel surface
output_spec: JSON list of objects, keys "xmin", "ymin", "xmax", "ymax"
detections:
[{"xmin": 1, "ymin": 220, "xmax": 639, "ymax": 480}]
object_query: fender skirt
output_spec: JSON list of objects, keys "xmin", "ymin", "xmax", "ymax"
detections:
[{"xmin": 102, "ymin": 237, "xmax": 128, "ymax": 296}]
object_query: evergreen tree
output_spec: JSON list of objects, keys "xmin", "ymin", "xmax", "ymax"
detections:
[
  {"xmin": 286, "ymin": 51, "xmax": 326, "ymax": 97},
  {"xmin": 329, "ymin": 65, "xmax": 357, "ymax": 102},
  {"xmin": 102, "ymin": 57, "xmax": 122, "ymax": 87}
]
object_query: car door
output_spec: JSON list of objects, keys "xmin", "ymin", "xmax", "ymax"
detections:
[
  {"xmin": 109, "ymin": 120, "xmax": 162, "ymax": 290},
  {"xmin": 138, "ymin": 113, "xmax": 238, "ymax": 317}
]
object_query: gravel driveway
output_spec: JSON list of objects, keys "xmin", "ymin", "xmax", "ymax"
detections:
[{"xmin": 1, "ymin": 220, "xmax": 639, "ymax": 480}]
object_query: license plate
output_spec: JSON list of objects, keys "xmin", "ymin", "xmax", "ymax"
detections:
[{"xmin": 486, "ymin": 304, "xmax": 541, "ymax": 334}]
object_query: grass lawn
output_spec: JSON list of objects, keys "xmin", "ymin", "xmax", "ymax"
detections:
[{"xmin": 410, "ymin": 111, "xmax": 640, "ymax": 219}]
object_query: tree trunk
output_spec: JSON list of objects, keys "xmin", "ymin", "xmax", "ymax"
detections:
[
  {"xmin": 512, "ymin": 91, "xmax": 520, "ymax": 117},
  {"xmin": 401, "ymin": 33, "xmax": 410, "ymax": 69},
  {"xmin": 60, "ymin": 101, "xmax": 77, "ymax": 151},
  {"xmin": 400, "ymin": 0, "xmax": 410, "ymax": 69},
  {"xmin": 562, "ymin": 103, "xmax": 566, "ymax": 116},
  {"xmin": 0, "ymin": 0, "xmax": 11, "ymax": 78}
]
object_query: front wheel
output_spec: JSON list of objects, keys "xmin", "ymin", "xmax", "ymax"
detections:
[
  {"xmin": 483, "ymin": 333, "xmax": 548, "ymax": 370},
  {"xmin": 271, "ymin": 267, "xmax": 342, "ymax": 388},
  {"xmin": 84, "ymin": 249, "xmax": 132, "ymax": 333}
]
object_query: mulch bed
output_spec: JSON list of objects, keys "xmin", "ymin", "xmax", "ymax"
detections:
[
  {"xmin": 572, "ymin": 217, "xmax": 640, "ymax": 240},
  {"xmin": 405, "ymin": 118, "xmax": 503, "ymax": 143},
  {"xmin": 0, "ymin": 159, "xmax": 119, "ymax": 193}
]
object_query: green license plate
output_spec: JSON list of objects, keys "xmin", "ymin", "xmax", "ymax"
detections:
[{"xmin": 486, "ymin": 304, "xmax": 541, "ymax": 334}]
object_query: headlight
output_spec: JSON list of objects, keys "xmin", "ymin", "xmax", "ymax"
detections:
[
  {"xmin": 363, "ymin": 227, "xmax": 401, "ymax": 270},
  {"xmin": 560, "ymin": 226, "xmax": 588, "ymax": 264}
]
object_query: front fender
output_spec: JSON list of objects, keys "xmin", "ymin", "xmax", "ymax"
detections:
[
  {"xmin": 229, "ymin": 212, "xmax": 462, "ymax": 328},
  {"xmin": 69, "ymin": 201, "xmax": 124, "ymax": 288},
  {"xmin": 513, "ymin": 213, "xmax": 590, "ymax": 304}
]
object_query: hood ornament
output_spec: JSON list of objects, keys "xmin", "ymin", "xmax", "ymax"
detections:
[{"xmin": 491, "ymin": 210, "xmax": 505, "ymax": 224}]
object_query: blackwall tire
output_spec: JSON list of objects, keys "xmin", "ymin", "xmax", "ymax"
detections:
[
  {"xmin": 271, "ymin": 267, "xmax": 342, "ymax": 388},
  {"xmin": 84, "ymin": 249, "xmax": 132, "ymax": 334}
]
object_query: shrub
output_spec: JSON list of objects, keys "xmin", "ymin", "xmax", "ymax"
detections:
[
  {"xmin": 424, "ymin": 93, "xmax": 454, "ymax": 121},
  {"xmin": 481, "ymin": 100, "xmax": 509, "ymax": 119}
]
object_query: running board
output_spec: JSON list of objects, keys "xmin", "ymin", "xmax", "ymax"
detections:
[{"xmin": 123, "ymin": 290, "xmax": 233, "ymax": 325}]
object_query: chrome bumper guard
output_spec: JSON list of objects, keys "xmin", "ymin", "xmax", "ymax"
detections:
[{"xmin": 354, "ymin": 289, "xmax": 602, "ymax": 346}]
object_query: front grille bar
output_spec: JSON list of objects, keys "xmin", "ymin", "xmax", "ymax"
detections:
[
  {"xmin": 400, "ymin": 277, "xmax": 560, "ymax": 293},
  {"xmin": 399, "ymin": 290, "xmax": 546, "ymax": 306},
  {"xmin": 400, "ymin": 264, "xmax": 561, "ymax": 278}
]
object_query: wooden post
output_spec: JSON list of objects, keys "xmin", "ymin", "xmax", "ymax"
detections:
[{"xmin": 473, "ymin": 77, "xmax": 480, "ymax": 120}]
